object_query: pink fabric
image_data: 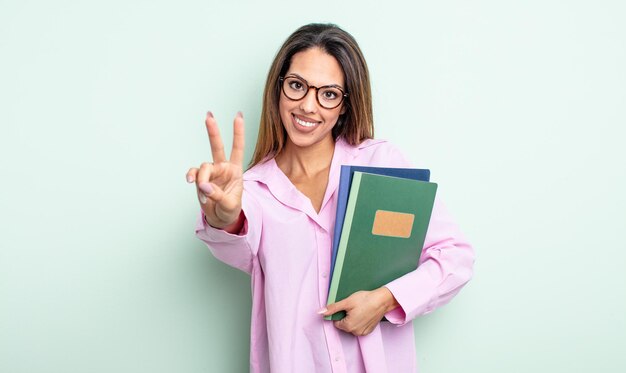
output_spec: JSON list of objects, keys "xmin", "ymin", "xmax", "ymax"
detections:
[{"xmin": 195, "ymin": 138, "xmax": 474, "ymax": 372}]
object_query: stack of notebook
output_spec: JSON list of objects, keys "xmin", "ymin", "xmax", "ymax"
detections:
[{"xmin": 325, "ymin": 166, "xmax": 438, "ymax": 321}]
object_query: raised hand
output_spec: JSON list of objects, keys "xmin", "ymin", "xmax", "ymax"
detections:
[{"xmin": 187, "ymin": 111, "xmax": 245, "ymax": 230}]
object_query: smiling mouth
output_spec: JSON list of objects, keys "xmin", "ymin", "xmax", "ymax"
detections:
[{"xmin": 293, "ymin": 114, "xmax": 319, "ymax": 128}]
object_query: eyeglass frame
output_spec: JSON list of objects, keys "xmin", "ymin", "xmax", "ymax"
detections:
[{"xmin": 279, "ymin": 75, "xmax": 349, "ymax": 109}]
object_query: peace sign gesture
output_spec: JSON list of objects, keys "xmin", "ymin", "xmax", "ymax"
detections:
[{"xmin": 186, "ymin": 111, "xmax": 245, "ymax": 230}]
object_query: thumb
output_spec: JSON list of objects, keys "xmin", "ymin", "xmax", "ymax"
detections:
[
  {"xmin": 320, "ymin": 299, "xmax": 350, "ymax": 317},
  {"xmin": 198, "ymin": 182, "xmax": 226, "ymax": 204}
]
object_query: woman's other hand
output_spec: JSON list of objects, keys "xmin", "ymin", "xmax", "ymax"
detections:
[
  {"xmin": 186, "ymin": 111, "xmax": 245, "ymax": 231},
  {"xmin": 321, "ymin": 287, "xmax": 400, "ymax": 336}
]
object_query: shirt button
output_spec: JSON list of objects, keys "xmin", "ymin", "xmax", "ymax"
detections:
[
  {"xmin": 322, "ymin": 273, "xmax": 328, "ymax": 278},
  {"xmin": 335, "ymin": 356, "xmax": 341, "ymax": 362}
]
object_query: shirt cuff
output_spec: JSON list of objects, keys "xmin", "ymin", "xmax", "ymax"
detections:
[
  {"xmin": 198, "ymin": 210, "xmax": 248, "ymax": 240},
  {"xmin": 383, "ymin": 286, "xmax": 408, "ymax": 325}
]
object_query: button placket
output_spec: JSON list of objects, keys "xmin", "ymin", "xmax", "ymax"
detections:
[
  {"xmin": 316, "ymin": 224, "xmax": 347, "ymax": 373},
  {"xmin": 315, "ymin": 225, "xmax": 331, "ymax": 304}
]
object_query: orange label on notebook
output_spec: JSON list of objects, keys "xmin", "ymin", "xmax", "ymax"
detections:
[{"xmin": 371, "ymin": 210, "xmax": 415, "ymax": 238}]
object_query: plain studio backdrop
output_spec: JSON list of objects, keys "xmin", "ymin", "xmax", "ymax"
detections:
[{"xmin": 1, "ymin": 1, "xmax": 624, "ymax": 372}]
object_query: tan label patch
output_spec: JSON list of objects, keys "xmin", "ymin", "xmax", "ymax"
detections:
[{"xmin": 371, "ymin": 210, "xmax": 415, "ymax": 238}]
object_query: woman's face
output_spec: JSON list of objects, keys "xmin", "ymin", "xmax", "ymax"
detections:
[{"xmin": 279, "ymin": 47, "xmax": 346, "ymax": 151}]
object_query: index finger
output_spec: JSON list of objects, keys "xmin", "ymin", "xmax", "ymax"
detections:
[
  {"xmin": 205, "ymin": 111, "xmax": 227, "ymax": 163},
  {"xmin": 229, "ymin": 111, "xmax": 245, "ymax": 166}
]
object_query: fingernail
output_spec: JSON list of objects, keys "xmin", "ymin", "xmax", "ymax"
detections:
[
  {"xmin": 198, "ymin": 182, "xmax": 214, "ymax": 195},
  {"xmin": 186, "ymin": 175, "xmax": 194, "ymax": 183},
  {"xmin": 236, "ymin": 111, "xmax": 243, "ymax": 119},
  {"xmin": 317, "ymin": 307, "xmax": 327, "ymax": 315},
  {"xmin": 198, "ymin": 191, "xmax": 207, "ymax": 204},
  {"xmin": 207, "ymin": 111, "xmax": 214, "ymax": 118}
]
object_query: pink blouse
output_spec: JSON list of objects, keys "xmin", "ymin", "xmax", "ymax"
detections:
[{"xmin": 195, "ymin": 138, "xmax": 474, "ymax": 372}]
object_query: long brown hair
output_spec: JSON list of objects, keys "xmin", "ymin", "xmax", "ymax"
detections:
[{"xmin": 249, "ymin": 23, "xmax": 374, "ymax": 168}]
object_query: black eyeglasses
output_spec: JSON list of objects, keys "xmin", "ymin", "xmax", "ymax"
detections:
[{"xmin": 279, "ymin": 75, "xmax": 348, "ymax": 109}]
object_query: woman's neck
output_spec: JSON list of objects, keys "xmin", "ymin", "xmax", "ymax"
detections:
[{"xmin": 275, "ymin": 136, "xmax": 335, "ymax": 178}]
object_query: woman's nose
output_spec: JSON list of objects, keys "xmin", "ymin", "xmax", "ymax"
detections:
[{"xmin": 299, "ymin": 88, "xmax": 318, "ymax": 113}]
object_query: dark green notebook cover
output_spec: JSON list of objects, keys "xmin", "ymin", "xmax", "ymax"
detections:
[{"xmin": 325, "ymin": 171, "xmax": 438, "ymax": 321}]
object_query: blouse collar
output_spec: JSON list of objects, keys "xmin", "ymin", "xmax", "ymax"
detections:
[{"xmin": 243, "ymin": 138, "xmax": 359, "ymax": 230}]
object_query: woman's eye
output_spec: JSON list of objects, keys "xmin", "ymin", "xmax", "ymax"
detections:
[
  {"xmin": 322, "ymin": 90, "xmax": 339, "ymax": 100},
  {"xmin": 289, "ymin": 81, "xmax": 304, "ymax": 90}
]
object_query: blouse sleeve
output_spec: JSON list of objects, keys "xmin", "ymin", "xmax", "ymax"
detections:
[
  {"xmin": 370, "ymin": 141, "xmax": 475, "ymax": 325},
  {"xmin": 383, "ymin": 196, "xmax": 475, "ymax": 325},
  {"xmin": 194, "ymin": 189, "xmax": 262, "ymax": 275}
]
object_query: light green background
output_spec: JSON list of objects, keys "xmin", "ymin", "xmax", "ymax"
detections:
[{"xmin": 1, "ymin": 0, "xmax": 625, "ymax": 372}]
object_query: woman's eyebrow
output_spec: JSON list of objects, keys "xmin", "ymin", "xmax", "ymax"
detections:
[
  {"xmin": 285, "ymin": 72, "xmax": 305, "ymax": 80},
  {"xmin": 285, "ymin": 72, "xmax": 344, "ymax": 89}
]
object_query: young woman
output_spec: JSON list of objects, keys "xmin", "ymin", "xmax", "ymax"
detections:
[{"xmin": 186, "ymin": 23, "xmax": 474, "ymax": 373}]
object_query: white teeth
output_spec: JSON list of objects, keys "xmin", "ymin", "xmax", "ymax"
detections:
[{"xmin": 295, "ymin": 116, "xmax": 317, "ymax": 127}]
